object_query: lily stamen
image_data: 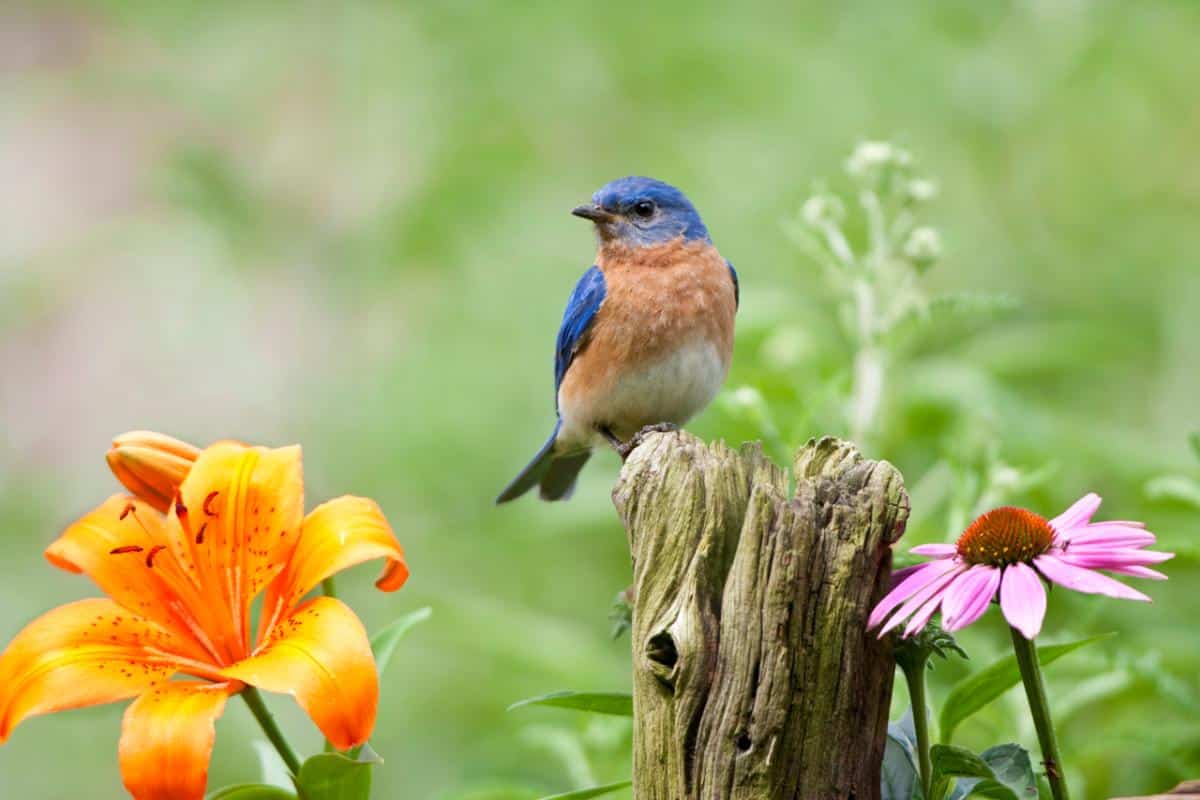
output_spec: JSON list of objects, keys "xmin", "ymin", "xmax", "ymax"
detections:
[{"xmin": 145, "ymin": 546, "xmax": 166, "ymax": 568}]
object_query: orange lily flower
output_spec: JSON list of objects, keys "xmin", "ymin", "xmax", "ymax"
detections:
[
  {"xmin": 0, "ymin": 439, "xmax": 409, "ymax": 800},
  {"xmin": 106, "ymin": 430, "xmax": 203, "ymax": 514}
]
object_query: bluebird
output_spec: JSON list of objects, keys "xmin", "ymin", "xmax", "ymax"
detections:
[{"xmin": 496, "ymin": 176, "xmax": 738, "ymax": 503}]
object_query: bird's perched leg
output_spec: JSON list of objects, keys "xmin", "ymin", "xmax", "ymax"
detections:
[
  {"xmin": 599, "ymin": 426, "xmax": 625, "ymax": 456},
  {"xmin": 615, "ymin": 422, "xmax": 679, "ymax": 461}
]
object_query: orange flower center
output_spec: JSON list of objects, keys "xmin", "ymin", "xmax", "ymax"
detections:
[{"xmin": 955, "ymin": 506, "xmax": 1054, "ymax": 567}]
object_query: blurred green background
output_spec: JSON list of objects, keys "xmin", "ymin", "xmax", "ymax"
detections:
[{"xmin": 1, "ymin": 1, "xmax": 1198, "ymax": 798}]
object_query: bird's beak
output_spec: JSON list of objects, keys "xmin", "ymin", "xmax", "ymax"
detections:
[{"xmin": 571, "ymin": 204, "xmax": 616, "ymax": 224}]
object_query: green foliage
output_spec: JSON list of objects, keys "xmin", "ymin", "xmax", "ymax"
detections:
[
  {"xmin": 1, "ymin": 3, "xmax": 1198, "ymax": 799},
  {"xmin": 933, "ymin": 743, "xmax": 1036, "ymax": 800},
  {"xmin": 206, "ymin": 786, "xmax": 297, "ymax": 800},
  {"xmin": 896, "ymin": 622, "xmax": 970, "ymax": 674},
  {"xmin": 294, "ymin": 752, "xmax": 379, "ymax": 800},
  {"xmin": 939, "ymin": 634, "xmax": 1115, "ymax": 744},
  {"xmin": 883, "ymin": 712, "xmax": 925, "ymax": 800},
  {"xmin": 508, "ymin": 692, "xmax": 633, "ymax": 717},
  {"xmin": 608, "ymin": 591, "xmax": 633, "ymax": 640},
  {"xmin": 371, "ymin": 606, "xmax": 433, "ymax": 677},
  {"xmin": 537, "ymin": 780, "xmax": 632, "ymax": 800}
]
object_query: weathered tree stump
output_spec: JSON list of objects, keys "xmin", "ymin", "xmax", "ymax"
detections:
[{"xmin": 613, "ymin": 431, "xmax": 909, "ymax": 800}]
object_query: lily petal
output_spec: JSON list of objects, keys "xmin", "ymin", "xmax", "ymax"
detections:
[
  {"xmin": 1049, "ymin": 493, "xmax": 1101, "ymax": 534},
  {"xmin": 119, "ymin": 681, "xmax": 234, "ymax": 800},
  {"xmin": 999, "ymin": 562, "xmax": 1047, "ymax": 640},
  {"xmin": 221, "ymin": 597, "xmax": 377, "ymax": 750},
  {"xmin": 107, "ymin": 432, "xmax": 201, "ymax": 514},
  {"xmin": 0, "ymin": 599, "xmax": 186, "ymax": 742},
  {"xmin": 1034, "ymin": 555, "xmax": 1151, "ymax": 602},
  {"xmin": 44, "ymin": 495, "xmax": 217, "ymax": 664},
  {"xmin": 176, "ymin": 443, "xmax": 305, "ymax": 657},
  {"xmin": 260, "ymin": 496, "xmax": 408, "ymax": 636}
]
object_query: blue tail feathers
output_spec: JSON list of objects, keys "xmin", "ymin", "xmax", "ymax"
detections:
[
  {"xmin": 495, "ymin": 422, "xmax": 590, "ymax": 504},
  {"xmin": 537, "ymin": 451, "xmax": 590, "ymax": 501}
]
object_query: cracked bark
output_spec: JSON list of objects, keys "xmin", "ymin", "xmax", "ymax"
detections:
[{"xmin": 613, "ymin": 431, "xmax": 909, "ymax": 800}]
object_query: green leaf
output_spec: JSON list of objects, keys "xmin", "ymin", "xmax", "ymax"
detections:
[
  {"xmin": 978, "ymin": 744, "xmax": 1037, "ymax": 798},
  {"xmin": 1189, "ymin": 432, "xmax": 1200, "ymax": 462},
  {"xmin": 931, "ymin": 744, "xmax": 1002, "ymax": 800},
  {"xmin": 507, "ymin": 691, "xmax": 633, "ymax": 717},
  {"xmin": 946, "ymin": 744, "xmax": 1037, "ymax": 800},
  {"xmin": 370, "ymin": 606, "xmax": 432, "ymax": 677},
  {"xmin": 252, "ymin": 740, "xmax": 294, "ymax": 790},
  {"xmin": 295, "ymin": 753, "xmax": 374, "ymax": 800},
  {"xmin": 207, "ymin": 786, "xmax": 296, "ymax": 800},
  {"xmin": 537, "ymin": 780, "xmax": 632, "ymax": 800},
  {"xmin": 932, "ymin": 744, "xmax": 994, "ymax": 779},
  {"xmin": 938, "ymin": 633, "xmax": 1114, "ymax": 743},
  {"xmin": 609, "ymin": 590, "xmax": 633, "ymax": 640},
  {"xmin": 881, "ymin": 716, "xmax": 923, "ymax": 800}
]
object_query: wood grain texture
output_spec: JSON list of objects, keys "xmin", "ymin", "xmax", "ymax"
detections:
[{"xmin": 613, "ymin": 431, "xmax": 909, "ymax": 800}]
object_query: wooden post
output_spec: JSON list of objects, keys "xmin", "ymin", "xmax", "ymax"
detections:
[{"xmin": 613, "ymin": 431, "xmax": 909, "ymax": 800}]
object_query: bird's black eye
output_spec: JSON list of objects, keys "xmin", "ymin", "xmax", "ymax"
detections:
[{"xmin": 632, "ymin": 200, "xmax": 655, "ymax": 219}]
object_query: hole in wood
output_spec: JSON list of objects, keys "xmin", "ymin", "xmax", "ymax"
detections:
[
  {"xmin": 735, "ymin": 731, "xmax": 752, "ymax": 752},
  {"xmin": 646, "ymin": 630, "xmax": 678, "ymax": 669}
]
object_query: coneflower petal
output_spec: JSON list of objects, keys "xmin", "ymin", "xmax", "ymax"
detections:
[
  {"xmin": 868, "ymin": 559, "xmax": 960, "ymax": 631},
  {"xmin": 1103, "ymin": 565, "xmax": 1168, "ymax": 580},
  {"xmin": 1000, "ymin": 562, "xmax": 1047, "ymax": 640},
  {"xmin": 1034, "ymin": 555, "xmax": 1151, "ymax": 602},
  {"xmin": 878, "ymin": 563, "xmax": 966, "ymax": 637},
  {"xmin": 942, "ymin": 566, "xmax": 1001, "ymax": 632},
  {"xmin": 1049, "ymin": 493, "xmax": 1102, "ymax": 534},
  {"xmin": 910, "ymin": 543, "xmax": 957, "ymax": 556},
  {"xmin": 1061, "ymin": 525, "xmax": 1156, "ymax": 548},
  {"xmin": 1058, "ymin": 549, "xmax": 1174, "ymax": 570}
]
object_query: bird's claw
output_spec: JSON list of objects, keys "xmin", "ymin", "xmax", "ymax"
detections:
[{"xmin": 616, "ymin": 423, "xmax": 680, "ymax": 461}]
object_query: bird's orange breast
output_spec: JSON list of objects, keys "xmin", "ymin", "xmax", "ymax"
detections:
[{"xmin": 557, "ymin": 238, "xmax": 736, "ymax": 439}]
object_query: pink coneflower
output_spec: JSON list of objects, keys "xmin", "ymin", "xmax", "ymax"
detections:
[{"xmin": 869, "ymin": 493, "xmax": 1172, "ymax": 640}]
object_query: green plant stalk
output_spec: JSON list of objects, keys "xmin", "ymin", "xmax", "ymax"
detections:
[
  {"xmin": 242, "ymin": 686, "xmax": 302, "ymax": 776},
  {"xmin": 899, "ymin": 657, "xmax": 933, "ymax": 799},
  {"xmin": 1010, "ymin": 627, "xmax": 1070, "ymax": 800},
  {"xmin": 320, "ymin": 576, "xmax": 339, "ymax": 752}
]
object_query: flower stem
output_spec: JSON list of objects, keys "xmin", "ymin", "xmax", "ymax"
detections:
[
  {"xmin": 242, "ymin": 686, "xmax": 302, "ymax": 776},
  {"xmin": 318, "ymin": 577, "xmax": 339, "ymax": 752},
  {"xmin": 899, "ymin": 659, "xmax": 932, "ymax": 799},
  {"xmin": 1010, "ymin": 627, "xmax": 1070, "ymax": 800}
]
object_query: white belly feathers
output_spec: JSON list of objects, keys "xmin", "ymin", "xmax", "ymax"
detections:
[{"xmin": 557, "ymin": 340, "xmax": 728, "ymax": 448}]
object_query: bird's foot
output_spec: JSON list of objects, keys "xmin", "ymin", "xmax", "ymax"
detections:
[{"xmin": 615, "ymin": 422, "xmax": 680, "ymax": 461}]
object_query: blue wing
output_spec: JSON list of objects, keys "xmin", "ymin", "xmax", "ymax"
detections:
[
  {"xmin": 727, "ymin": 260, "xmax": 740, "ymax": 309},
  {"xmin": 554, "ymin": 265, "xmax": 607, "ymax": 396}
]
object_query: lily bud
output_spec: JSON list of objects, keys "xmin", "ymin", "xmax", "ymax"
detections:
[{"xmin": 106, "ymin": 431, "xmax": 201, "ymax": 513}]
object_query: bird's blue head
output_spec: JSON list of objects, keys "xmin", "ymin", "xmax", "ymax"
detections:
[{"xmin": 572, "ymin": 176, "xmax": 709, "ymax": 247}]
